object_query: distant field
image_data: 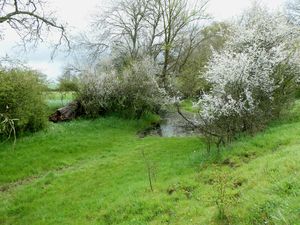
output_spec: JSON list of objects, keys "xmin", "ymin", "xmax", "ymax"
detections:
[
  {"xmin": 1, "ymin": 102, "xmax": 300, "ymax": 224},
  {"xmin": 45, "ymin": 92, "xmax": 75, "ymax": 112}
]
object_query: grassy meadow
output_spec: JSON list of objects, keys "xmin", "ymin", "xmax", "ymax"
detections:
[{"xmin": 0, "ymin": 94, "xmax": 300, "ymax": 224}]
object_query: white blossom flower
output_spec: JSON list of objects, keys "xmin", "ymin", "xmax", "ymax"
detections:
[{"xmin": 195, "ymin": 5, "xmax": 299, "ymax": 139}]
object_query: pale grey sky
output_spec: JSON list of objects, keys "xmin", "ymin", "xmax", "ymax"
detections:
[{"xmin": 0, "ymin": 0, "xmax": 286, "ymax": 81}]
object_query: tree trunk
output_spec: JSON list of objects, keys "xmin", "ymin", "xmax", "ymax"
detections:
[{"xmin": 49, "ymin": 100, "xmax": 82, "ymax": 122}]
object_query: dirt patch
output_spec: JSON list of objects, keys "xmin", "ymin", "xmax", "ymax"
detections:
[
  {"xmin": 0, "ymin": 175, "xmax": 39, "ymax": 192},
  {"xmin": 137, "ymin": 122, "xmax": 162, "ymax": 138},
  {"xmin": 167, "ymin": 183, "xmax": 196, "ymax": 199},
  {"xmin": 0, "ymin": 164, "xmax": 72, "ymax": 193},
  {"xmin": 240, "ymin": 152, "xmax": 257, "ymax": 163},
  {"xmin": 233, "ymin": 178, "xmax": 247, "ymax": 188},
  {"xmin": 222, "ymin": 158, "xmax": 240, "ymax": 168}
]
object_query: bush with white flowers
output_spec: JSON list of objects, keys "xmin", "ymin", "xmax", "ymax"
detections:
[
  {"xmin": 78, "ymin": 57, "xmax": 167, "ymax": 118},
  {"xmin": 195, "ymin": 5, "xmax": 300, "ymax": 147}
]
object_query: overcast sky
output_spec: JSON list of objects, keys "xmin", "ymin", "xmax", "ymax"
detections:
[{"xmin": 0, "ymin": 0, "xmax": 286, "ymax": 81}]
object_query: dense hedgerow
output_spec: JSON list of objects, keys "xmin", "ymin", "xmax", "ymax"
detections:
[
  {"xmin": 77, "ymin": 58, "xmax": 167, "ymax": 118},
  {"xmin": 0, "ymin": 69, "xmax": 47, "ymax": 137},
  {"xmin": 194, "ymin": 5, "xmax": 300, "ymax": 147}
]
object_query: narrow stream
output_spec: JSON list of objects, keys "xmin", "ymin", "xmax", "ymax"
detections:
[
  {"xmin": 138, "ymin": 112, "xmax": 196, "ymax": 138},
  {"xmin": 159, "ymin": 112, "xmax": 195, "ymax": 137}
]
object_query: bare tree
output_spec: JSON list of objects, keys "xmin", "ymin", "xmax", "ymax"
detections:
[
  {"xmin": 87, "ymin": 0, "xmax": 149, "ymax": 60},
  {"xmin": 157, "ymin": 0, "xmax": 209, "ymax": 89},
  {"xmin": 0, "ymin": 0, "xmax": 69, "ymax": 55},
  {"xmin": 81, "ymin": 0, "xmax": 209, "ymax": 90},
  {"xmin": 144, "ymin": 0, "xmax": 164, "ymax": 60}
]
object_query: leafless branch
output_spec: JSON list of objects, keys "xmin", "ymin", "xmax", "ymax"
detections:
[{"xmin": 0, "ymin": 0, "xmax": 69, "ymax": 56}]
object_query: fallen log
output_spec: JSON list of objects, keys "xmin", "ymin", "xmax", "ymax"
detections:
[{"xmin": 49, "ymin": 100, "xmax": 82, "ymax": 122}]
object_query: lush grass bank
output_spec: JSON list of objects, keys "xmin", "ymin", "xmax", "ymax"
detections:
[{"xmin": 0, "ymin": 104, "xmax": 300, "ymax": 224}]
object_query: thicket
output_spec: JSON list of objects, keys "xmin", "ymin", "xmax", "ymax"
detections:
[
  {"xmin": 0, "ymin": 69, "xmax": 47, "ymax": 139},
  {"xmin": 193, "ymin": 6, "xmax": 300, "ymax": 148},
  {"xmin": 57, "ymin": 70, "xmax": 80, "ymax": 92},
  {"xmin": 77, "ymin": 58, "xmax": 167, "ymax": 118}
]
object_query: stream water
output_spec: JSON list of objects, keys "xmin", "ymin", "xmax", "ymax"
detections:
[
  {"xmin": 159, "ymin": 112, "xmax": 195, "ymax": 137},
  {"xmin": 138, "ymin": 112, "xmax": 196, "ymax": 138}
]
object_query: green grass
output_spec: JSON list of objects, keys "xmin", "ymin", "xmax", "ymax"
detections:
[
  {"xmin": 1, "ymin": 103, "xmax": 300, "ymax": 224},
  {"xmin": 45, "ymin": 91, "xmax": 75, "ymax": 113},
  {"xmin": 180, "ymin": 99, "xmax": 199, "ymax": 113}
]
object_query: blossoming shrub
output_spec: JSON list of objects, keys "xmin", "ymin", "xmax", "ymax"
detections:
[
  {"xmin": 77, "ymin": 58, "xmax": 167, "ymax": 118},
  {"xmin": 0, "ymin": 69, "xmax": 47, "ymax": 137},
  {"xmin": 195, "ymin": 6, "xmax": 299, "ymax": 146}
]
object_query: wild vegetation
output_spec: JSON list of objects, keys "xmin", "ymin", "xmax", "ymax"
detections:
[
  {"xmin": 77, "ymin": 58, "xmax": 167, "ymax": 118},
  {"xmin": 0, "ymin": 69, "xmax": 47, "ymax": 137},
  {"xmin": 1, "ymin": 0, "xmax": 300, "ymax": 224},
  {"xmin": 1, "ymin": 96, "xmax": 300, "ymax": 224},
  {"xmin": 191, "ymin": 6, "xmax": 300, "ymax": 148}
]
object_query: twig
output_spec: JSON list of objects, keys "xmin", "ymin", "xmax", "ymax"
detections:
[{"xmin": 141, "ymin": 149, "xmax": 154, "ymax": 192}]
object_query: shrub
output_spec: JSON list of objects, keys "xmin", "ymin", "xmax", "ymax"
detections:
[
  {"xmin": 77, "ymin": 58, "xmax": 167, "ymax": 118},
  {"xmin": 0, "ymin": 69, "xmax": 47, "ymax": 137},
  {"xmin": 58, "ymin": 73, "xmax": 79, "ymax": 92},
  {"xmin": 193, "ymin": 6, "xmax": 299, "ymax": 147}
]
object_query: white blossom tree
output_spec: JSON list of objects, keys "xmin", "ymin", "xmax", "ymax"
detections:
[
  {"xmin": 286, "ymin": 0, "xmax": 300, "ymax": 25},
  {"xmin": 192, "ymin": 5, "xmax": 299, "ymax": 148},
  {"xmin": 78, "ymin": 57, "xmax": 167, "ymax": 118}
]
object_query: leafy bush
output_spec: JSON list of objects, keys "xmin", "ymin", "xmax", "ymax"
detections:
[
  {"xmin": 0, "ymin": 69, "xmax": 47, "ymax": 137},
  {"xmin": 77, "ymin": 58, "xmax": 167, "ymax": 118},
  {"xmin": 193, "ymin": 6, "xmax": 299, "ymax": 147},
  {"xmin": 58, "ymin": 72, "xmax": 79, "ymax": 92},
  {"xmin": 294, "ymin": 74, "xmax": 300, "ymax": 98}
]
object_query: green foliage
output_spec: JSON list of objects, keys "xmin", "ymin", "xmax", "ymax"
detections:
[
  {"xmin": 295, "ymin": 85, "xmax": 300, "ymax": 98},
  {"xmin": 214, "ymin": 173, "xmax": 232, "ymax": 221},
  {"xmin": 0, "ymin": 69, "xmax": 47, "ymax": 135},
  {"xmin": 271, "ymin": 63, "xmax": 300, "ymax": 117},
  {"xmin": 57, "ymin": 72, "xmax": 79, "ymax": 92},
  {"xmin": 177, "ymin": 22, "xmax": 231, "ymax": 98},
  {"xmin": 179, "ymin": 99, "xmax": 199, "ymax": 113},
  {"xmin": 45, "ymin": 91, "xmax": 75, "ymax": 114}
]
